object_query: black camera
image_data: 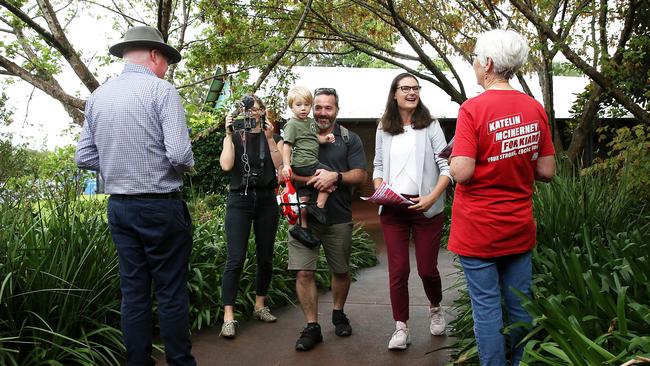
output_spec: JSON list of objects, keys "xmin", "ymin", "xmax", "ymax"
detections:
[
  {"xmin": 233, "ymin": 117, "xmax": 256, "ymax": 131},
  {"xmin": 230, "ymin": 96, "xmax": 265, "ymax": 131},
  {"xmin": 242, "ymin": 168, "xmax": 262, "ymax": 186}
]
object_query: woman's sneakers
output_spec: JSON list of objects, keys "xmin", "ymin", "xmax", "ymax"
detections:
[
  {"xmin": 388, "ymin": 321, "xmax": 410, "ymax": 350},
  {"xmin": 429, "ymin": 306, "xmax": 446, "ymax": 335},
  {"xmin": 253, "ymin": 306, "xmax": 277, "ymax": 323},
  {"xmin": 220, "ymin": 320, "xmax": 237, "ymax": 338},
  {"xmin": 388, "ymin": 310, "xmax": 444, "ymax": 350},
  {"xmin": 221, "ymin": 307, "xmax": 275, "ymax": 339}
]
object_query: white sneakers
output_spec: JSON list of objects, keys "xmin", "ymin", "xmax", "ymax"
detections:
[
  {"xmin": 388, "ymin": 321, "xmax": 411, "ymax": 350},
  {"xmin": 388, "ymin": 307, "xmax": 446, "ymax": 350},
  {"xmin": 429, "ymin": 306, "xmax": 446, "ymax": 335}
]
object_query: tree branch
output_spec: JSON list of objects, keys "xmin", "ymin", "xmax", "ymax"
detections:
[
  {"xmin": 35, "ymin": 0, "xmax": 100, "ymax": 91},
  {"xmin": 176, "ymin": 65, "xmax": 258, "ymax": 90},
  {"xmin": 22, "ymin": 86, "xmax": 36, "ymax": 126},
  {"xmin": 510, "ymin": 0, "xmax": 650, "ymax": 124},
  {"xmin": 515, "ymin": 73, "xmax": 534, "ymax": 96},
  {"xmin": 298, "ymin": 33, "xmax": 419, "ymax": 62},
  {"xmin": 0, "ymin": 54, "xmax": 85, "ymax": 111},
  {"xmin": 388, "ymin": 5, "xmax": 467, "ymax": 101},
  {"xmin": 251, "ymin": 0, "xmax": 312, "ymax": 93},
  {"xmin": 386, "ymin": 0, "xmax": 465, "ymax": 104},
  {"xmin": 0, "ymin": 0, "xmax": 59, "ymax": 46},
  {"xmin": 78, "ymin": 0, "xmax": 144, "ymax": 26},
  {"xmin": 305, "ymin": 5, "xmax": 445, "ymax": 89},
  {"xmin": 1, "ymin": 0, "xmax": 100, "ymax": 92},
  {"xmin": 168, "ymin": 0, "xmax": 193, "ymax": 82}
]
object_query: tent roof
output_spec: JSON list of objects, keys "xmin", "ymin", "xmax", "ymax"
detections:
[{"xmin": 272, "ymin": 66, "xmax": 588, "ymax": 120}]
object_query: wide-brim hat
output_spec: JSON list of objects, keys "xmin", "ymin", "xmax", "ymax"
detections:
[{"xmin": 109, "ymin": 26, "xmax": 182, "ymax": 64}]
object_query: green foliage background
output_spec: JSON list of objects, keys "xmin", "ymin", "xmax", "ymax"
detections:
[
  {"xmin": 0, "ymin": 149, "xmax": 378, "ymax": 365},
  {"xmin": 448, "ymin": 157, "xmax": 650, "ymax": 365},
  {"xmin": 185, "ymin": 111, "xmax": 230, "ymax": 196}
]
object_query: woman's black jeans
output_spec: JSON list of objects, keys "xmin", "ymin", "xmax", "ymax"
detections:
[{"xmin": 222, "ymin": 188, "xmax": 279, "ymax": 306}]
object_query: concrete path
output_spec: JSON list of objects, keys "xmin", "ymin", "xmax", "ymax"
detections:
[{"xmin": 160, "ymin": 200, "xmax": 459, "ymax": 366}]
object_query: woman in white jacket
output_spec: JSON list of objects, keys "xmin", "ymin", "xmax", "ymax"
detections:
[{"xmin": 372, "ymin": 72, "xmax": 452, "ymax": 350}]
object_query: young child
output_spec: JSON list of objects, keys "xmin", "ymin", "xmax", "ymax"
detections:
[{"xmin": 281, "ymin": 86, "xmax": 335, "ymax": 247}]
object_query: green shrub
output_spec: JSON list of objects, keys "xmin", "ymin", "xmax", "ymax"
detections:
[
  {"xmin": 0, "ymin": 186, "xmax": 123, "ymax": 365},
  {"xmin": 1, "ymin": 184, "xmax": 378, "ymax": 364},
  {"xmin": 185, "ymin": 112, "xmax": 230, "ymax": 196},
  {"xmin": 585, "ymin": 124, "xmax": 650, "ymax": 202},
  {"xmin": 520, "ymin": 161, "xmax": 649, "ymax": 365},
  {"xmin": 448, "ymin": 159, "xmax": 650, "ymax": 365}
]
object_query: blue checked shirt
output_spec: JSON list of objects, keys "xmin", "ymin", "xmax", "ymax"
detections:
[{"xmin": 75, "ymin": 64, "xmax": 194, "ymax": 194}]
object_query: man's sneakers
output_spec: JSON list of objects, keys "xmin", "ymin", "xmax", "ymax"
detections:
[
  {"xmin": 388, "ymin": 321, "xmax": 410, "ymax": 350},
  {"xmin": 332, "ymin": 309, "xmax": 352, "ymax": 337},
  {"xmin": 429, "ymin": 306, "xmax": 446, "ymax": 335},
  {"xmin": 289, "ymin": 225, "xmax": 320, "ymax": 248},
  {"xmin": 295, "ymin": 323, "xmax": 323, "ymax": 351},
  {"xmin": 295, "ymin": 312, "xmax": 351, "ymax": 352}
]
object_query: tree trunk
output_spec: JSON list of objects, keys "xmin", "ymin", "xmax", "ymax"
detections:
[
  {"xmin": 157, "ymin": 0, "xmax": 173, "ymax": 42},
  {"xmin": 565, "ymin": 83, "xmax": 604, "ymax": 165},
  {"xmin": 538, "ymin": 53, "xmax": 564, "ymax": 152}
]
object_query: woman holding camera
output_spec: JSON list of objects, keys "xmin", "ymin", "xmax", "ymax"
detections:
[{"xmin": 219, "ymin": 95, "xmax": 284, "ymax": 338}]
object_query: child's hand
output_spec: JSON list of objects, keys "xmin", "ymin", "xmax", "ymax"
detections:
[
  {"xmin": 282, "ymin": 166, "xmax": 292, "ymax": 180},
  {"xmin": 325, "ymin": 133, "xmax": 335, "ymax": 143}
]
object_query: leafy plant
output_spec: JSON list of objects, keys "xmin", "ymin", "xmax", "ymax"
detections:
[
  {"xmin": 585, "ymin": 124, "xmax": 650, "ymax": 202},
  {"xmin": 0, "ymin": 182, "xmax": 123, "ymax": 365},
  {"xmin": 1, "ymin": 180, "xmax": 378, "ymax": 364},
  {"xmin": 448, "ymin": 159, "xmax": 649, "ymax": 365}
]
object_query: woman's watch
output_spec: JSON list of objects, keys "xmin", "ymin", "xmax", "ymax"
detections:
[{"xmin": 336, "ymin": 172, "xmax": 343, "ymax": 184}]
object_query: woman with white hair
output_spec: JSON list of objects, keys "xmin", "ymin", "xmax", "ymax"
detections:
[{"xmin": 448, "ymin": 29, "xmax": 556, "ymax": 365}]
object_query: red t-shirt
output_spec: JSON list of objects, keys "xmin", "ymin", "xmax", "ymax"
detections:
[{"xmin": 448, "ymin": 89, "xmax": 555, "ymax": 258}]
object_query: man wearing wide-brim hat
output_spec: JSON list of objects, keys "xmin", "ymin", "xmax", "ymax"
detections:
[{"xmin": 76, "ymin": 25, "xmax": 196, "ymax": 366}]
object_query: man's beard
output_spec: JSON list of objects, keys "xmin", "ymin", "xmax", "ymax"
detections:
[{"xmin": 315, "ymin": 117, "xmax": 333, "ymax": 130}]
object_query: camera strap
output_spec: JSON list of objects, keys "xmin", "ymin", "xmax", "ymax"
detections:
[
  {"xmin": 258, "ymin": 131, "xmax": 266, "ymax": 170},
  {"xmin": 237, "ymin": 131, "xmax": 268, "ymax": 195}
]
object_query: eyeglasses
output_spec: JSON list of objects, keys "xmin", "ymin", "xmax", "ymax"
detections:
[
  {"xmin": 314, "ymin": 87, "xmax": 338, "ymax": 96},
  {"xmin": 397, "ymin": 85, "xmax": 421, "ymax": 93}
]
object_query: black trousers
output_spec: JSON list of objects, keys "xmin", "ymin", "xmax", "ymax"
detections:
[
  {"xmin": 222, "ymin": 188, "xmax": 279, "ymax": 306},
  {"xmin": 107, "ymin": 196, "xmax": 195, "ymax": 366}
]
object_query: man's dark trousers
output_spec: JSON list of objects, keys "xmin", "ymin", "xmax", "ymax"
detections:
[{"xmin": 107, "ymin": 196, "xmax": 196, "ymax": 366}]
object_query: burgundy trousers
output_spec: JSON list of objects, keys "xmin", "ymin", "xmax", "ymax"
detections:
[{"xmin": 380, "ymin": 204, "xmax": 444, "ymax": 322}]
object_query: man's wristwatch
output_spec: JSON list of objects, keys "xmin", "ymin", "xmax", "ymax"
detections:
[{"xmin": 336, "ymin": 172, "xmax": 343, "ymax": 184}]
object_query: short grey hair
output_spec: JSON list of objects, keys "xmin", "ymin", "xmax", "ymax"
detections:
[{"xmin": 474, "ymin": 29, "xmax": 529, "ymax": 79}]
